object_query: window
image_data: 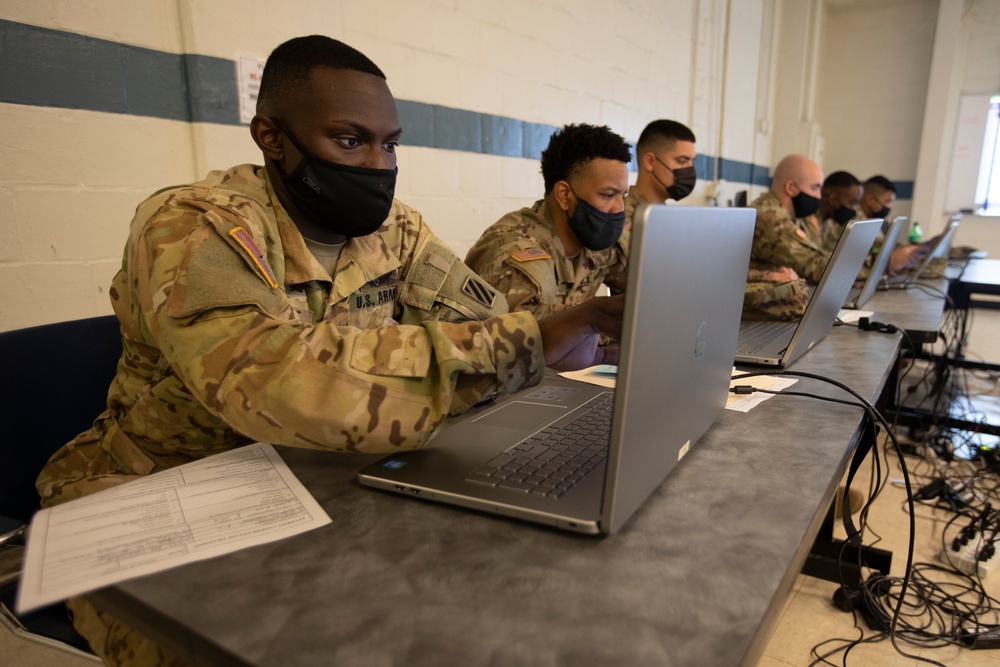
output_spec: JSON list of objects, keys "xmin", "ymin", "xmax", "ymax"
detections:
[{"xmin": 976, "ymin": 95, "xmax": 1000, "ymax": 214}]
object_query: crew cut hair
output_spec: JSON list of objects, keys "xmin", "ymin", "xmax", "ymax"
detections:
[
  {"xmin": 636, "ymin": 119, "xmax": 696, "ymax": 156},
  {"xmin": 822, "ymin": 170, "xmax": 861, "ymax": 191},
  {"xmin": 864, "ymin": 175, "xmax": 897, "ymax": 194},
  {"xmin": 540, "ymin": 124, "xmax": 632, "ymax": 194},
  {"xmin": 257, "ymin": 35, "xmax": 385, "ymax": 112}
]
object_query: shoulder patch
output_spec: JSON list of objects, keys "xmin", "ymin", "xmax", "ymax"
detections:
[
  {"xmin": 229, "ymin": 227, "xmax": 278, "ymax": 289},
  {"xmin": 462, "ymin": 276, "xmax": 498, "ymax": 308},
  {"xmin": 511, "ymin": 248, "xmax": 551, "ymax": 262}
]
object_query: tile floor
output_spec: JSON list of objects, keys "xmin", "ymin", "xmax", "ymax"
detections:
[{"xmin": 3, "ymin": 309, "xmax": 999, "ymax": 666}]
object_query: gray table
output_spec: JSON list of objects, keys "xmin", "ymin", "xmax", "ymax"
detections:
[
  {"xmin": 88, "ymin": 326, "xmax": 902, "ymax": 667},
  {"xmin": 864, "ymin": 278, "xmax": 949, "ymax": 345}
]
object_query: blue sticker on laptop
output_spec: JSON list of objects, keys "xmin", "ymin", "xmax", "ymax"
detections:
[{"xmin": 382, "ymin": 460, "xmax": 406, "ymax": 469}]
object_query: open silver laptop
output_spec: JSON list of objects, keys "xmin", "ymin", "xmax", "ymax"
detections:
[
  {"xmin": 358, "ymin": 205, "xmax": 755, "ymax": 535},
  {"xmin": 883, "ymin": 218, "xmax": 960, "ymax": 288},
  {"xmin": 843, "ymin": 216, "xmax": 907, "ymax": 309},
  {"xmin": 735, "ymin": 218, "xmax": 881, "ymax": 367}
]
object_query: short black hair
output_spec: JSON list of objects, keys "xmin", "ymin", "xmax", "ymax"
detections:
[
  {"xmin": 539, "ymin": 124, "xmax": 632, "ymax": 194},
  {"xmin": 822, "ymin": 170, "xmax": 861, "ymax": 192},
  {"xmin": 257, "ymin": 35, "xmax": 385, "ymax": 112},
  {"xmin": 636, "ymin": 119, "xmax": 696, "ymax": 157},
  {"xmin": 864, "ymin": 175, "xmax": 897, "ymax": 194}
]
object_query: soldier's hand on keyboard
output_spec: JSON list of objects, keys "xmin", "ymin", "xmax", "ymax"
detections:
[{"xmin": 537, "ymin": 294, "xmax": 624, "ymax": 371}]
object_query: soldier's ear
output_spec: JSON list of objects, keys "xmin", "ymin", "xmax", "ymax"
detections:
[
  {"xmin": 251, "ymin": 115, "xmax": 284, "ymax": 161},
  {"xmin": 553, "ymin": 181, "xmax": 573, "ymax": 212}
]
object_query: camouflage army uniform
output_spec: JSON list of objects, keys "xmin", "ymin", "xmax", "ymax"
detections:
[
  {"xmin": 464, "ymin": 200, "xmax": 629, "ymax": 319},
  {"xmin": 623, "ymin": 186, "xmax": 643, "ymax": 225},
  {"xmin": 819, "ymin": 217, "xmax": 843, "ymax": 253},
  {"xmin": 821, "ymin": 215, "xmax": 881, "ymax": 280},
  {"xmin": 37, "ymin": 164, "xmax": 547, "ymax": 666},
  {"xmin": 749, "ymin": 191, "xmax": 829, "ymax": 284},
  {"xmin": 623, "ymin": 187, "xmax": 806, "ymax": 321}
]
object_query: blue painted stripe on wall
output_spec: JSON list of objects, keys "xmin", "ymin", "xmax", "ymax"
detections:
[
  {"xmin": 0, "ymin": 19, "xmax": 238, "ymax": 123},
  {"xmin": 13, "ymin": 19, "xmax": 915, "ymax": 196}
]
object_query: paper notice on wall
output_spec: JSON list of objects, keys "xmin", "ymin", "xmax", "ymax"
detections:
[{"xmin": 17, "ymin": 442, "xmax": 330, "ymax": 613}]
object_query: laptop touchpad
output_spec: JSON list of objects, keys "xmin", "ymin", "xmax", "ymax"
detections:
[{"xmin": 472, "ymin": 401, "xmax": 567, "ymax": 431}]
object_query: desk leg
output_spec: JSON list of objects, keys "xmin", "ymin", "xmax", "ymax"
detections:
[{"xmin": 800, "ymin": 502, "xmax": 892, "ymax": 587}]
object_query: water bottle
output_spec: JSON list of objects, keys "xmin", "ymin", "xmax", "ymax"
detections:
[{"xmin": 908, "ymin": 221, "xmax": 923, "ymax": 244}]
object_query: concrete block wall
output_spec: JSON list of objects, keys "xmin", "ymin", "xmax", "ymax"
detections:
[
  {"xmin": 2, "ymin": 0, "xmax": 780, "ymax": 331},
  {"xmin": 813, "ymin": 0, "xmax": 939, "ymax": 217}
]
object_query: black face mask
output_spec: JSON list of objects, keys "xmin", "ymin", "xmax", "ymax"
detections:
[
  {"xmin": 791, "ymin": 190, "xmax": 821, "ymax": 219},
  {"xmin": 565, "ymin": 185, "xmax": 626, "ymax": 251},
  {"xmin": 652, "ymin": 156, "xmax": 697, "ymax": 200},
  {"xmin": 270, "ymin": 117, "xmax": 397, "ymax": 238},
  {"xmin": 832, "ymin": 205, "xmax": 856, "ymax": 225},
  {"xmin": 873, "ymin": 205, "xmax": 891, "ymax": 219}
]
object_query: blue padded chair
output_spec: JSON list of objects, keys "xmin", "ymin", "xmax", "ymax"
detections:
[{"xmin": 0, "ymin": 314, "xmax": 122, "ymax": 656}]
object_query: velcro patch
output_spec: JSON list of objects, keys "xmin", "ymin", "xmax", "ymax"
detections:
[
  {"xmin": 229, "ymin": 227, "xmax": 278, "ymax": 289},
  {"xmin": 462, "ymin": 276, "xmax": 497, "ymax": 308},
  {"xmin": 511, "ymin": 248, "xmax": 551, "ymax": 262}
]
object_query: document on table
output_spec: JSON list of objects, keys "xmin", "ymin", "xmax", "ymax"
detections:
[
  {"xmin": 837, "ymin": 308, "xmax": 874, "ymax": 325},
  {"xmin": 17, "ymin": 442, "xmax": 330, "ymax": 614},
  {"xmin": 559, "ymin": 365, "xmax": 797, "ymax": 412}
]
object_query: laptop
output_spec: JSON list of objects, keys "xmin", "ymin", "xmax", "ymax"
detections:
[
  {"xmin": 735, "ymin": 218, "xmax": 881, "ymax": 367},
  {"xmin": 843, "ymin": 216, "xmax": 907, "ymax": 309},
  {"xmin": 358, "ymin": 205, "xmax": 755, "ymax": 535},
  {"xmin": 883, "ymin": 218, "xmax": 960, "ymax": 288}
]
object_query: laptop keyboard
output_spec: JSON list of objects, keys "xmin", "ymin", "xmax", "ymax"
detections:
[
  {"xmin": 737, "ymin": 320, "xmax": 794, "ymax": 355},
  {"xmin": 464, "ymin": 392, "xmax": 614, "ymax": 498}
]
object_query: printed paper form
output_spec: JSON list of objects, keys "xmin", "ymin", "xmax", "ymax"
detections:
[
  {"xmin": 559, "ymin": 365, "xmax": 797, "ymax": 412},
  {"xmin": 17, "ymin": 442, "xmax": 330, "ymax": 614}
]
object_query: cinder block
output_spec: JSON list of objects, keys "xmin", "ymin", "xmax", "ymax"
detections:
[
  {"xmin": 431, "ymin": 6, "xmax": 483, "ymax": 62},
  {"xmin": 458, "ymin": 152, "xmax": 504, "ymax": 198},
  {"xmin": 16, "ymin": 189, "xmax": 144, "ymax": 261},
  {"xmin": 501, "ymin": 157, "xmax": 544, "ymax": 200},
  {"xmin": 0, "ymin": 262, "xmax": 102, "ymax": 331},
  {"xmin": 0, "ymin": 106, "xmax": 80, "ymax": 186},
  {"xmin": 0, "ymin": 188, "xmax": 20, "ymax": 262},
  {"xmin": 406, "ymin": 147, "xmax": 460, "ymax": 197}
]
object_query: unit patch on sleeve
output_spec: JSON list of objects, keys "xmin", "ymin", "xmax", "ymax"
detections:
[
  {"xmin": 229, "ymin": 227, "xmax": 278, "ymax": 289},
  {"xmin": 511, "ymin": 248, "xmax": 552, "ymax": 262},
  {"xmin": 461, "ymin": 276, "xmax": 497, "ymax": 308}
]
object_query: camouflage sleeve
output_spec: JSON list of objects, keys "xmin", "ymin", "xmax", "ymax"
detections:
[
  {"xmin": 602, "ymin": 229, "xmax": 630, "ymax": 294},
  {"xmin": 466, "ymin": 237, "xmax": 562, "ymax": 320},
  {"xmin": 819, "ymin": 219, "xmax": 844, "ymax": 253},
  {"xmin": 137, "ymin": 203, "xmax": 545, "ymax": 454},
  {"xmin": 752, "ymin": 208, "xmax": 829, "ymax": 283},
  {"xmin": 743, "ymin": 278, "xmax": 809, "ymax": 321}
]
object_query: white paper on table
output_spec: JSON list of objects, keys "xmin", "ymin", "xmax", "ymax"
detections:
[
  {"xmin": 837, "ymin": 308, "xmax": 874, "ymax": 325},
  {"xmin": 726, "ymin": 372, "xmax": 798, "ymax": 412},
  {"xmin": 560, "ymin": 365, "xmax": 797, "ymax": 412},
  {"xmin": 17, "ymin": 442, "xmax": 330, "ymax": 614}
]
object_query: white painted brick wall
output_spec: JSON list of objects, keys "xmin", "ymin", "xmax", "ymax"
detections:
[
  {"xmin": 1, "ymin": 0, "xmax": 770, "ymax": 330},
  {"xmin": 815, "ymin": 0, "xmax": 938, "ymax": 182}
]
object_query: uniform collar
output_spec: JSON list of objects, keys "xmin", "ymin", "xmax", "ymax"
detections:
[{"xmin": 265, "ymin": 169, "xmax": 400, "ymax": 291}]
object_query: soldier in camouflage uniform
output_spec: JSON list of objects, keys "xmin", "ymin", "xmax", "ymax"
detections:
[
  {"xmin": 818, "ymin": 171, "xmax": 863, "ymax": 253},
  {"xmin": 627, "ymin": 119, "xmax": 698, "ymax": 213},
  {"xmin": 465, "ymin": 124, "xmax": 632, "ymax": 319},
  {"xmin": 739, "ymin": 154, "xmax": 831, "ymax": 320},
  {"xmin": 749, "ymin": 154, "xmax": 828, "ymax": 284},
  {"xmin": 37, "ymin": 36, "xmax": 623, "ymax": 667}
]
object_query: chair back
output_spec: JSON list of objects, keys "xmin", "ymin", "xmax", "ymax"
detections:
[{"xmin": 0, "ymin": 316, "xmax": 122, "ymax": 523}]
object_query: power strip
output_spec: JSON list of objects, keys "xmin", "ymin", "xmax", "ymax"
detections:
[{"xmin": 940, "ymin": 532, "xmax": 1000, "ymax": 579}]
